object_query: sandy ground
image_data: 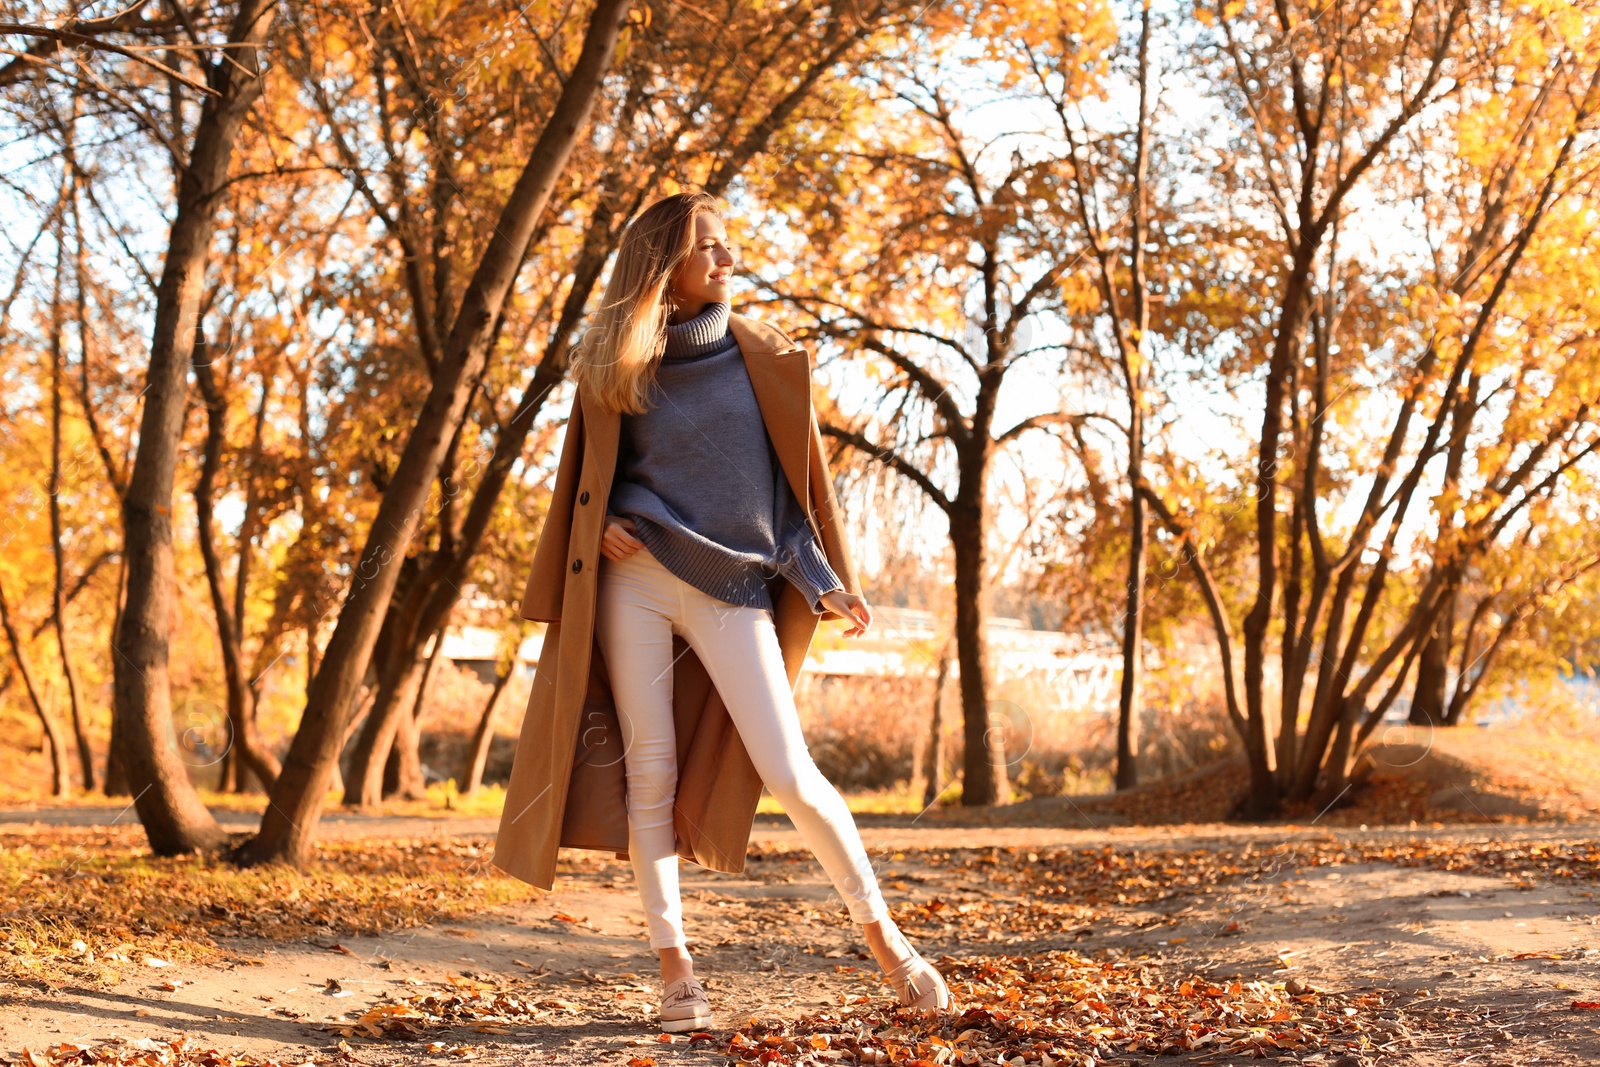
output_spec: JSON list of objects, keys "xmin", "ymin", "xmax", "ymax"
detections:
[{"xmin": 4, "ymin": 810, "xmax": 1600, "ymax": 1065}]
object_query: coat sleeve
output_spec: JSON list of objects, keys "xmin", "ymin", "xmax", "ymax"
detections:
[
  {"xmin": 517, "ymin": 393, "xmax": 586, "ymax": 622},
  {"xmin": 808, "ymin": 401, "xmax": 862, "ymax": 615}
]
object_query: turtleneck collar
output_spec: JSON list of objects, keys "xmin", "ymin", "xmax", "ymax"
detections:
[{"xmin": 662, "ymin": 300, "xmax": 731, "ymax": 360}]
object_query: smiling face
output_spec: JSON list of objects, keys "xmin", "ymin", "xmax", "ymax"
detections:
[{"xmin": 667, "ymin": 211, "xmax": 736, "ymax": 322}]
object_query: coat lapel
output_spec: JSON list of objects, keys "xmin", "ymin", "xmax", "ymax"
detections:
[
  {"xmin": 728, "ymin": 313, "xmax": 814, "ymax": 527},
  {"xmin": 574, "ymin": 361, "xmax": 617, "ymax": 491}
]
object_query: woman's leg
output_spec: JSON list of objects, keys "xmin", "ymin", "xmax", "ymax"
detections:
[
  {"xmin": 594, "ymin": 549, "xmax": 695, "ymax": 982},
  {"xmin": 675, "ymin": 586, "xmax": 893, "ymax": 930}
]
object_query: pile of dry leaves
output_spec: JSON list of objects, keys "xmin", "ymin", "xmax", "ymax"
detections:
[
  {"xmin": 713, "ymin": 951, "xmax": 1394, "ymax": 1065},
  {"xmin": 10, "ymin": 948, "xmax": 1395, "ymax": 1067}
]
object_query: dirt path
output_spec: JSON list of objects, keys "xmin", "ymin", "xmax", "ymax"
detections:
[{"xmin": 5, "ymin": 815, "xmax": 1600, "ymax": 1065}]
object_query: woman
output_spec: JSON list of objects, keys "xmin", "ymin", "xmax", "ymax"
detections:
[{"xmin": 495, "ymin": 190, "xmax": 954, "ymax": 1034}]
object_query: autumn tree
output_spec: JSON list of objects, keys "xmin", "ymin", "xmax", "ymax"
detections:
[
  {"xmin": 1148, "ymin": 0, "xmax": 1600, "ymax": 812},
  {"xmin": 0, "ymin": 0, "xmax": 282, "ymax": 848},
  {"xmin": 229, "ymin": 0, "xmax": 636, "ymax": 868},
  {"xmin": 981, "ymin": 0, "xmax": 1164, "ymax": 788},
  {"xmin": 756, "ymin": 15, "xmax": 1118, "ymax": 805}
]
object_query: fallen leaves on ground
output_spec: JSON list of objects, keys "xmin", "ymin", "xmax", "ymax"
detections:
[
  {"xmin": 10, "ymin": 822, "xmax": 1595, "ymax": 992},
  {"xmin": 280, "ymin": 949, "xmax": 1399, "ymax": 1064},
  {"xmin": 715, "ymin": 951, "xmax": 1397, "ymax": 1064},
  {"xmin": 7, "ymin": 829, "xmax": 1599, "ymax": 1065},
  {"xmin": 269, "ymin": 949, "xmax": 1394, "ymax": 1064},
  {"xmin": 0, "ymin": 827, "xmax": 527, "ymax": 985},
  {"xmin": 859, "ymin": 837, "xmax": 1600, "ymax": 946},
  {"xmin": 312, "ymin": 977, "xmax": 587, "ymax": 1039},
  {"xmin": 8, "ymin": 1034, "xmax": 353, "ymax": 1067}
]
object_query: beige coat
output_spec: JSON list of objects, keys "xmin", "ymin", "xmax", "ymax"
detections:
[{"xmin": 489, "ymin": 312, "xmax": 862, "ymax": 891}]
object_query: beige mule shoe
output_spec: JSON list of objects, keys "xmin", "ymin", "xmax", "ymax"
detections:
[
  {"xmin": 883, "ymin": 949, "xmax": 957, "ymax": 1014},
  {"xmin": 877, "ymin": 920, "xmax": 956, "ymax": 1014},
  {"xmin": 659, "ymin": 975, "xmax": 713, "ymax": 1033}
]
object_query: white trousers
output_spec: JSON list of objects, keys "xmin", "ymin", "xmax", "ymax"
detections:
[{"xmin": 593, "ymin": 545, "xmax": 890, "ymax": 949}]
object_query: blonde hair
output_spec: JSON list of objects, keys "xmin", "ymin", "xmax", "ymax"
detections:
[{"xmin": 570, "ymin": 190, "xmax": 725, "ymax": 415}]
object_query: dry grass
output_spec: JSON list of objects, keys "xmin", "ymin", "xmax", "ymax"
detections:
[{"xmin": 789, "ymin": 670, "xmax": 1239, "ymax": 800}]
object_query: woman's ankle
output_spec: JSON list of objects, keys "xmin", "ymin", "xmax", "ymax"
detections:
[
  {"xmin": 658, "ymin": 945, "xmax": 695, "ymax": 986},
  {"xmin": 862, "ymin": 917, "xmax": 915, "ymax": 974}
]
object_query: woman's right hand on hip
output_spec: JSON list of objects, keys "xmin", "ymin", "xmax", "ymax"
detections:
[{"xmin": 601, "ymin": 514, "xmax": 646, "ymax": 561}]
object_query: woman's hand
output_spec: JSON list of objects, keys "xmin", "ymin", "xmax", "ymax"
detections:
[
  {"xmin": 819, "ymin": 589, "xmax": 872, "ymax": 637},
  {"xmin": 600, "ymin": 514, "xmax": 646, "ymax": 562}
]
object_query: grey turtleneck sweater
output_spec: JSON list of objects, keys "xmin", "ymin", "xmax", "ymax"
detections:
[{"xmin": 605, "ymin": 301, "xmax": 844, "ymax": 614}]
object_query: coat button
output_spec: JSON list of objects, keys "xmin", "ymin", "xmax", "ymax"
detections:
[
  {"xmin": 572, "ymin": 559, "xmax": 583, "ymax": 573},
  {"xmin": 579, "ymin": 490, "xmax": 590, "ymax": 505}
]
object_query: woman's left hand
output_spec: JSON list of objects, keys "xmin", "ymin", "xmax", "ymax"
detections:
[{"xmin": 819, "ymin": 589, "xmax": 872, "ymax": 637}]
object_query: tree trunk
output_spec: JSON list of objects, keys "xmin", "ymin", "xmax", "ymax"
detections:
[
  {"xmin": 112, "ymin": 0, "xmax": 276, "ymax": 855},
  {"xmin": 305, "ymin": 622, "xmax": 319, "ymax": 694},
  {"xmin": 922, "ymin": 637, "xmax": 952, "ymax": 808},
  {"xmin": 463, "ymin": 658, "xmax": 514, "ymax": 795},
  {"xmin": 231, "ymin": 0, "xmax": 633, "ymax": 868},
  {"xmin": 50, "ymin": 215, "xmax": 94, "ymax": 792},
  {"xmin": 1112, "ymin": 0, "xmax": 1153, "ymax": 794},
  {"xmin": 1277, "ymin": 357, "xmax": 1311, "ymax": 791},
  {"xmin": 348, "ymin": 654, "xmax": 421, "ymax": 807},
  {"xmin": 381, "ymin": 702, "xmax": 410, "ymax": 798},
  {"xmin": 386, "ymin": 633, "xmax": 441, "ymax": 800},
  {"xmin": 101, "ymin": 542, "xmax": 130, "ymax": 796},
  {"xmin": 329, "ymin": 685, "xmax": 378, "ymax": 799},
  {"xmin": 1315, "ymin": 698, "xmax": 1362, "ymax": 810},
  {"xmin": 1240, "ymin": 252, "xmax": 1319, "ymax": 818},
  {"xmin": 232, "ymin": 378, "xmax": 274, "ymax": 791},
  {"xmin": 193, "ymin": 349, "xmax": 282, "ymax": 792},
  {"xmin": 103, "ymin": 678, "xmax": 128, "ymax": 795},
  {"xmin": 1115, "ymin": 430, "xmax": 1146, "ymax": 791},
  {"xmin": 1408, "ymin": 592, "xmax": 1455, "ymax": 726},
  {"xmin": 1, "ymin": 578, "xmax": 71, "ymax": 796},
  {"xmin": 908, "ymin": 697, "xmax": 925, "ymax": 798},
  {"xmin": 343, "ymin": 584, "xmax": 427, "ymax": 808},
  {"xmin": 950, "ymin": 493, "xmax": 1008, "ymax": 806},
  {"xmin": 1411, "ymin": 374, "xmax": 1474, "ymax": 728}
]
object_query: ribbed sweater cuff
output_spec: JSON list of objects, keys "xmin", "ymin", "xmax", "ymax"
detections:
[{"xmin": 780, "ymin": 529, "xmax": 844, "ymax": 614}]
